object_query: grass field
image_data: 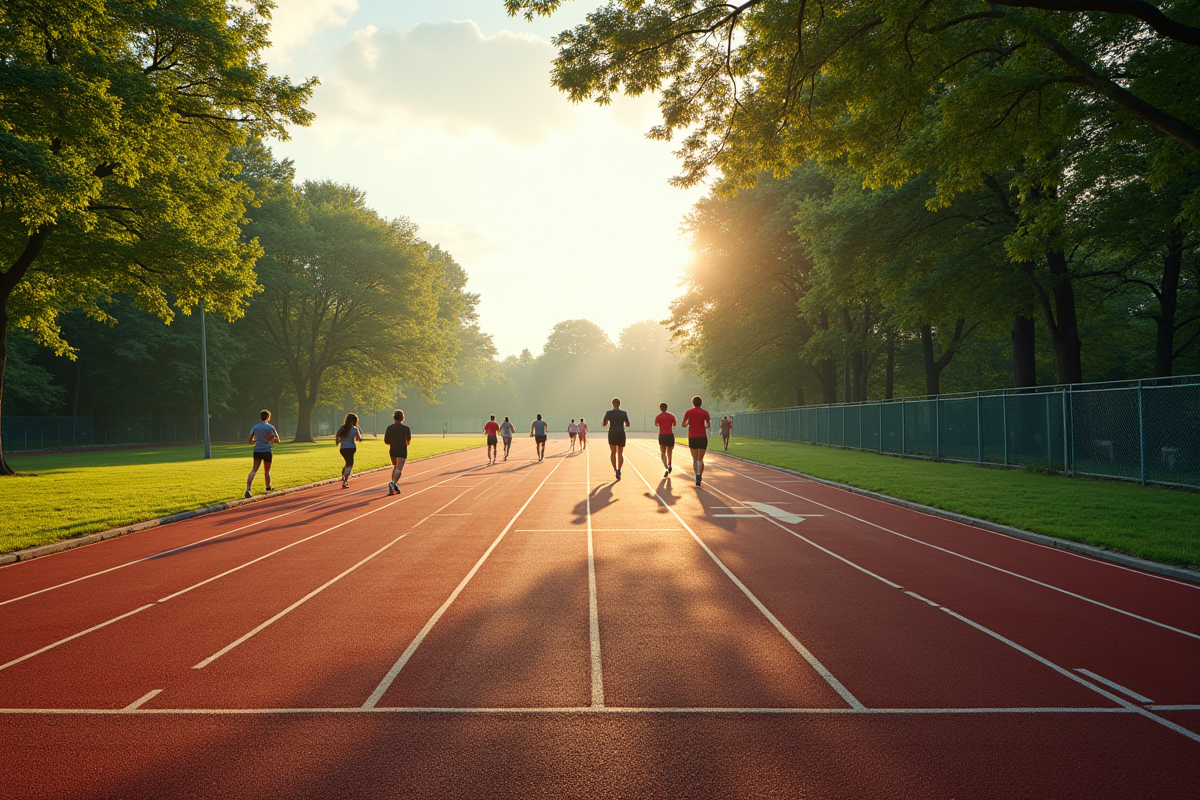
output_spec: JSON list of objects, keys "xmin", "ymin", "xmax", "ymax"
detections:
[
  {"xmin": 0, "ymin": 436, "xmax": 482, "ymax": 554},
  {"xmin": 727, "ymin": 438, "xmax": 1200, "ymax": 571}
]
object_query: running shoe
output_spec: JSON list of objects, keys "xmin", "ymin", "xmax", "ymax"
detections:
[
  {"xmin": 244, "ymin": 491, "xmax": 251, "ymax": 499},
  {"xmin": 664, "ymin": 468, "xmax": 669, "ymax": 478},
  {"xmin": 616, "ymin": 469, "xmax": 621, "ymax": 481},
  {"xmin": 266, "ymin": 486, "xmax": 276, "ymax": 492},
  {"xmin": 695, "ymin": 474, "xmax": 701, "ymax": 486}
]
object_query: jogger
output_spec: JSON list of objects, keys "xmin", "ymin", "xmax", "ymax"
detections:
[
  {"xmin": 484, "ymin": 415, "xmax": 500, "ymax": 464},
  {"xmin": 531, "ymin": 414, "xmax": 549, "ymax": 461},
  {"xmin": 577, "ymin": 418, "xmax": 588, "ymax": 450},
  {"xmin": 721, "ymin": 416, "xmax": 732, "ymax": 451},
  {"xmin": 335, "ymin": 413, "xmax": 363, "ymax": 488},
  {"xmin": 499, "ymin": 416, "xmax": 515, "ymax": 460},
  {"xmin": 568, "ymin": 419, "xmax": 579, "ymax": 452},
  {"xmin": 603, "ymin": 398, "xmax": 631, "ymax": 480},
  {"xmin": 682, "ymin": 396, "xmax": 711, "ymax": 487},
  {"xmin": 654, "ymin": 402, "xmax": 677, "ymax": 477},
  {"xmin": 384, "ymin": 409, "xmax": 411, "ymax": 496},
  {"xmin": 245, "ymin": 410, "xmax": 281, "ymax": 498}
]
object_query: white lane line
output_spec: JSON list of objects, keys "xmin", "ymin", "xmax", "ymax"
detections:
[
  {"xmin": 624, "ymin": 456, "xmax": 865, "ymax": 711},
  {"xmin": 712, "ymin": 514, "xmax": 760, "ymax": 519},
  {"xmin": 1074, "ymin": 669, "xmax": 1154, "ymax": 704},
  {"xmin": 586, "ymin": 442, "xmax": 605, "ymax": 708},
  {"xmin": 515, "ymin": 529, "xmax": 681, "ymax": 532},
  {"xmin": 123, "ymin": 689, "xmax": 163, "ymax": 711},
  {"xmin": 905, "ymin": 591, "xmax": 939, "ymax": 607},
  {"xmin": 0, "ymin": 705, "xmax": 1136, "ymax": 716},
  {"xmin": 362, "ymin": 454, "xmax": 568, "ymax": 709},
  {"xmin": 941, "ymin": 608, "xmax": 1200, "ymax": 743},
  {"xmin": 1150, "ymin": 704, "xmax": 1200, "ymax": 711},
  {"xmin": 715, "ymin": 461, "xmax": 1200, "ymax": 641},
  {"xmin": 0, "ymin": 448, "xmax": 484, "ymax": 608},
  {"xmin": 0, "ymin": 604, "xmax": 155, "ymax": 672},
  {"xmin": 192, "ymin": 488, "xmax": 477, "ymax": 669}
]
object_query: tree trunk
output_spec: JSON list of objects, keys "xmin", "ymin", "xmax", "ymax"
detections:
[
  {"xmin": 851, "ymin": 347, "xmax": 867, "ymax": 401},
  {"xmin": 1012, "ymin": 313, "xmax": 1037, "ymax": 388},
  {"xmin": 794, "ymin": 384, "xmax": 806, "ymax": 406},
  {"xmin": 1153, "ymin": 236, "xmax": 1183, "ymax": 378},
  {"xmin": 1044, "ymin": 250, "xmax": 1084, "ymax": 384},
  {"xmin": 814, "ymin": 310, "xmax": 837, "ymax": 403},
  {"xmin": 884, "ymin": 332, "xmax": 895, "ymax": 400},
  {"xmin": 0, "ymin": 301, "xmax": 12, "ymax": 475},
  {"xmin": 294, "ymin": 393, "xmax": 317, "ymax": 443},
  {"xmin": 921, "ymin": 326, "xmax": 941, "ymax": 396},
  {"xmin": 271, "ymin": 384, "xmax": 284, "ymax": 423},
  {"xmin": 71, "ymin": 358, "xmax": 83, "ymax": 416}
]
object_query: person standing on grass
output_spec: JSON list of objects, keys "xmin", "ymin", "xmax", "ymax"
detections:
[
  {"xmin": 499, "ymin": 416, "xmax": 515, "ymax": 460},
  {"xmin": 336, "ymin": 413, "xmax": 363, "ymax": 489},
  {"xmin": 721, "ymin": 416, "xmax": 733, "ymax": 451},
  {"xmin": 531, "ymin": 414, "xmax": 549, "ymax": 462},
  {"xmin": 568, "ymin": 419, "xmax": 579, "ymax": 452},
  {"xmin": 603, "ymin": 397, "xmax": 631, "ymax": 481},
  {"xmin": 245, "ymin": 409, "xmax": 281, "ymax": 498},
  {"xmin": 654, "ymin": 402, "xmax": 677, "ymax": 478},
  {"xmin": 484, "ymin": 415, "xmax": 501, "ymax": 464},
  {"xmin": 682, "ymin": 396, "xmax": 711, "ymax": 486},
  {"xmin": 384, "ymin": 409, "xmax": 411, "ymax": 496},
  {"xmin": 578, "ymin": 418, "xmax": 588, "ymax": 450}
]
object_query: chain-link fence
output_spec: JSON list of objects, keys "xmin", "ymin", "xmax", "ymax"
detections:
[
  {"xmin": 0, "ymin": 416, "xmax": 302, "ymax": 453},
  {"xmin": 732, "ymin": 375, "xmax": 1200, "ymax": 489}
]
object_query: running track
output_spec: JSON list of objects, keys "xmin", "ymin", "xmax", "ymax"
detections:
[{"xmin": 1, "ymin": 437, "xmax": 1197, "ymax": 798}]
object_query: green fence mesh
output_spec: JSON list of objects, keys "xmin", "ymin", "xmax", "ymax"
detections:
[{"xmin": 733, "ymin": 376, "xmax": 1200, "ymax": 489}]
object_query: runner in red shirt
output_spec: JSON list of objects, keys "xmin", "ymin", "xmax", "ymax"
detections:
[
  {"xmin": 483, "ymin": 415, "xmax": 501, "ymax": 464},
  {"xmin": 654, "ymin": 402, "xmax": 677, "ymax": 478},
  {"xmin": 681, "ymin": 396, "xmax": 711, "ymax": 486}
]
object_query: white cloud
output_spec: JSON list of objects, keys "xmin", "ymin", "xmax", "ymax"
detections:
[
  {"xmin": 332, "ymin": 20, "xmax": 574, "ymax": 143},
  {"xmin": 267, "ymin": 0, "xmax": 359, "ymax": 60}
]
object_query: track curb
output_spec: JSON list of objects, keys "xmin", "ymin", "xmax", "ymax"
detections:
[
  {"xmin": 0, "ymin": 446, "xmax": 483, "ymax": 567},
  {"xmin": 714, "ymin": 451, "xmax": 1200, "ymax": 587}
]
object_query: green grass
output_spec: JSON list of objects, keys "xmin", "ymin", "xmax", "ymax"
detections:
[
  {"xmin": 726, "ymin": 438, "xmax": 1200, "ymax": 571},
  {"xmin": 0, "ymin": 436, "xmax": 482, "ymax": 554}
]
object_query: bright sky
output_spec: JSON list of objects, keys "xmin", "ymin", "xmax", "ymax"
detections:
[{"xmin": 266, "ymin": 0, "xmax": 706, "ymax": 357}]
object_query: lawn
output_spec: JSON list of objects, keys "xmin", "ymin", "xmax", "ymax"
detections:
[
  {"xmin": 0, "ymin": 436, "xmax": 482, "ymax": 554},
  {"xmin": 726, "ymin": 438, "xmax": 1200, "ymax": 571}
]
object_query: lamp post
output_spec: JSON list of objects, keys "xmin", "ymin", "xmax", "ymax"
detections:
[{"xmin": 200, "ymin": 304, "xmax": 211, "ymax": 459}]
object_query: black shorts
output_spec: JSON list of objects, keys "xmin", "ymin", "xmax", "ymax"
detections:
[
  {"xmin": 487, "ymin": 435, "xmax": 498, "ymax": 445},
  {"xmin": 688, "ymin": 436, "xmax": 708, "ymax": 451},
  {"xmin": 535, "ymin": 435, "xmax": 548, "ymax": 444},
  {"xmin": 658, "ymin": 434, "xmax": 675, "ymax": 448},
  {"xmin": 341, "ymin": 449, "xmax": 355, "ymax": 467},
  {"xmin": 390, "ymin": 447, "xmax": 408, "ymax": 460},
  {"xmin": 569, "ymin": 432, "xmax": 577, "ymax": 439},
  {"xmin": 609, "ymin": 431, "xmax": 627, "ymax": 447},
  {"xmin": 253, "ymin": 451, "xmax": 273, "ymax": 464}
]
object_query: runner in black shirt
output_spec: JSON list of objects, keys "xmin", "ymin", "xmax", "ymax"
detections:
[
  {"xmin": 603, "ymin": 397, "xmax": 631, "ymax": 481},
  {"xmin": 384, "ymin": 409, "xmax": 412, "ymax": 496}
]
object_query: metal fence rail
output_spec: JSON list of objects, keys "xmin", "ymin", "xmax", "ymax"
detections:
[{"xmin": 732, "ymin": 375, "xmax": 1200, "ymax": 490}]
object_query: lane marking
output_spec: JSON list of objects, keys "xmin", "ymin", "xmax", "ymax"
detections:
[
  {"xmin": 1074, "ymin": 669, "xmax": 1154, "ymax": 704},
  {"xmin": 712, "ymin": 514, "xmax": 759, "ymax": 519},
  {"xmin": 714, "ymin": 461, "xmax": 1200, "ymax": 641},
  {"xmin": 0, "ymin": 604, "xmax": 155, "ymax": 672},
  {"xmin": 516, "ymin": 528, "xmax": 680, "ymax": 532},
  {"xmin": 1151, "ymin": 704, "xmax": 1200, "ymax": 711},
  {"xmin": 585, "ymin": 443, "xmax": 605, "ymax": 708},
  {"xmin": 624, "ymin": 456, "xmax": 865, "ymax": 711},
  {"xmin": 0, "ymin": 705, "xmax": 1137, "ymax": 716},
  {"xmin": 123, "ymin": 689, "xmax": 162, "ymax": 711},
  {"xmin": 905, "ymin": 591, "xmax": 939, "ymax": 607},
  {"xmin": 0, "ymin": 448, "xmax": 485, "ymax": 608},
  {"xmin": 941, "ymin": 608, "xmax": 1200, "ymax": 743},
  {"xmin": 362, "ymin": 454, "xmax": 569, "ymax": 709},
  {"xmin": 744, "ymin": 502, "xmax": 815, "ymax": 524}
]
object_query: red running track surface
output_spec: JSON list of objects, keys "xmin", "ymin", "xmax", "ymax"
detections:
[{"xmin": 1, "ymin": 437, "xmax": 1197, "ymax": 798}]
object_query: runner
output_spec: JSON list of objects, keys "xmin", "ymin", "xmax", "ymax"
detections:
[
  {"xmin": 654, "ymin": 402, "xmax": 677, "ymax": 478},
  {"xmin": 568, "ymin": 419, "xmax": 579, "ymax": 452},
  {"xmin": 602, "ymin": 397, "xmax": 631, "ymax": 480},
  {"xmin": 530, "ymin": 414, "xmax": 549, "ymax": 462},
  {"xmin": 335, "ymin": 413, "xmax": 363, "ymax": 489},
  {"xmin": 384, "ymin": 409, "xmax": 412, "ymax": 496},
  {"xmin": 721, "ymin": 415, "xmax": 733, "ymax": 451},
  {"xmin": 244, "ymin": 409, "xmax": 281, "ymax": 498},
  {"xmin": 499, "ymin": 416, "xmax": 515, "ymax": 460},
  {"xmin": 681, "ymin": 396, "xmax": 711, "ymax": 486},
  {"xmin": 578, "ymin": 418, "xmax": 588, "ymax": 450},
  {"xmin": 484, "ymin": 415, "xmax": 500, "ymax": 464}
]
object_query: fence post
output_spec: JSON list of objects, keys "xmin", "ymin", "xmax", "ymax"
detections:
[
  {"xmin": 858, "ymin": 406, "xmax": 863, "ymax": 451},
  {"xmin": 1045, "ymin": 393, "xmax": 1052, "ymax": 469},
  {"xmin": 976, "ymin": 391, "xmax": 982, "ymax": 463},
  {"xmin": 901, "ymin": 398, "xmax": 906, "ymax": 455},
  {"xmin": 1062, "ymin": 388, "xmax": 1070, "ymax": 477},
  {"xmin": 1068, "ymin": 386, "xmax": 1075, "ymax": 477},
  {"xmin": 879, "ymin": 402, "xmax": 883, "ymax": 452},
  {"xmin": 935, "ymin": 396, "xmax": 940, "ymax": 460},
  {"xmin": 1002, "ymin": 392, "xmax": 1009, "ymax": 466},
  {"xmin": 1138, "ymin": 379, "xmax": 1146, "ymax": 485}
]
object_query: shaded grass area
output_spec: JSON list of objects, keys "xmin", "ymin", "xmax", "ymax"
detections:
[
  {"xmin": 726, "ymin": 438, "xmax": 1200, "ymax": 571},
  {"xmin": 0, "ymin": 436, "xmax": 481, "ymax": 554}
]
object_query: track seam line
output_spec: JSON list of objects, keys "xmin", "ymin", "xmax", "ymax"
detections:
[
  {"xmin": 714, "ymin": 460, "xmax": 1200, "ymax": 641},
  {"xmin": 1073, "ymin": 668, "xmax": 1154, "ymax": 704},
  {"xmin": 0, "ymin": 705, "xmax": 1137, "ymax": 716},
  {"xmin": 623, "ymin": 454, "xmax": 864, "ymax": 711},
  {"xmin": 586, "ymin": 441, "xmax": 605, "ymax": 708},
  {"xmin": 123, "ymin": 689, "xmax": 162, "ymax": 711},
  {"xmin": 362, "ymin": 452, "xmax": 569, "ymax": 709}
]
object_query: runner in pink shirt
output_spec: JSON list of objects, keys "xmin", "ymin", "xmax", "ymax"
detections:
[{"xmin": 654, "ymin": 402, "xmax": 677, "ymax": 477}]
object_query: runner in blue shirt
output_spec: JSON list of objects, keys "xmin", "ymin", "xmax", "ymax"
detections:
[
  {"xmin": 245, "ymin": 409, "xmax": 281, "ymax": 498},
  {"xmin": 530, "ymin": 414, "xmax": 549, "ymax": 462},
  {"xmin": 603, "ymin": 397, "xmax": 631, "ymax": 480}
]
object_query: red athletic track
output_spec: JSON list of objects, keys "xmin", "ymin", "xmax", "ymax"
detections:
[{"xmin": 1, "ymin": 436, "xmax": 1197, "ymax": 799}]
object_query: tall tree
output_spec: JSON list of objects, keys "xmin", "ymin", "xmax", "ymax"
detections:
[{"xmin": 0, "ymin": 0, "xmax": 314, "ymax": 473}]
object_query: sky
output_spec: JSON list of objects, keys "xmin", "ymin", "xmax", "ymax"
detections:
[{"xmin": 265, "ymin": 0, "xmax": 707, "ymax": 358}]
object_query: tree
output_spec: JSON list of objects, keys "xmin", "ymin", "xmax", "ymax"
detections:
[
  {"xmin": 242, "ymin": 170, "xmax": 459, "ymax": 441},
  {"xmin": 0, "ymin": 0, "xmax": 314, "ymax": 473}
]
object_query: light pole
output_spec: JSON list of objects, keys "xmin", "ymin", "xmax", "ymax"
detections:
[{"xmin": 200, "ymin": 304, "xmax": 211, "ymax": 459}]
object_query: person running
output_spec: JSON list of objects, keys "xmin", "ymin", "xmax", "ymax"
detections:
[
  {"xmin": 577, "ymin": 418, "xmax": 588, "ymax": 450},
  {"xmin": 568, "ymin": 419, "xmax": 579, "ymax": 452},
  {"xmin": 335, "ymin": 413, "xmax": 364, "ymax": 488},
  {"xmin": 484, "ymin": 415, "xmax": 501, "ymax": 464},
  {"xmin": 245, "ymin": 409, "xmax": 281, "ymax": 498},
  {"xmin": 499, "ymin": 416, "xmax": 515, "ymax": 460},
  {"xmin": 603, "ymin": 397, "xmax": 631, "ymax": 480},
  {"xmin": 384, "ymin": 409, "xmax": 412, "ymax": 496},
  {"xmin": 721, "ymin": 416, "xmax": 733, "ymax": 451},
  {"xmin": 682, "ymin": 396, "xmax": 711, "ymax": 486},
  {"xmin": 654, "ymin": 402, "xmax": 677, "ymax": 478},
  {"xmin": 530, "ymin": 414, "xmax": 549, "ymax": 461}
]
